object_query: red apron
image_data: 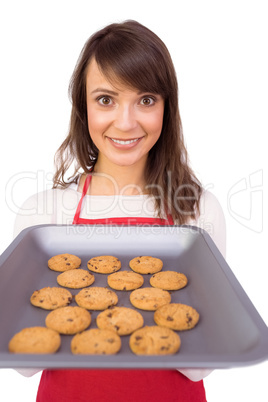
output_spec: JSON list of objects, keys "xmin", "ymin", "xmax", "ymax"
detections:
[{"xmin": 37, "ymin": 175, "xmax": 206, "ymax": 401}]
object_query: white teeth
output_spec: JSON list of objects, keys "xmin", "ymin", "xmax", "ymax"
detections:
[{"xmin": 111, "ymin": 138, "xmax": 139, "ymax": 145}]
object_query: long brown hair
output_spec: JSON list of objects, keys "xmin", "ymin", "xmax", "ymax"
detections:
[{"xmin": 53, "ymin": 20, "xmax": 202, "ymax": 224}]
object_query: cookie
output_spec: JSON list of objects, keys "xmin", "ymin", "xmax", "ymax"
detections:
[
  {"xmin": 8, "ymin": 326, "xmax": 61, "ymax": 354},
  {"xmin": 48, "ymin": 253, "xmax": 81, "ymax": 272},
  {"xmin": 75, "ymin": 287, "xmax": 118, "ymax": 310},
  {"xmin": 129, "ymin": 256, "xmax": 163, "ymax": 274},
  {"xmin": 71, "ymin": 328, "xmax": 121, "ymax": 355},
  {"xmin": 154, "ymin": 303, "xmax": 199, "ymax": 331},
  {"xmin": 87, "ymin": 256, "xmax": 121, "ymax": 274},
  {"xmin": 57, "ymin": 269, "xmax": 95, "ymax": 289},
  {"xmin": 129, "ymin": 325, "xmax": 181, "ymax": 355},
  {"xmin": 130, "ymin": 287, "xmax": 171, "ymax": 311},
  {"xmin": 96, "ymin": 307, "xmax": 144, "ymax": 336},
  {"xmin": 150, "ymin": 271, "xmax": 188, "ymax": 291},
  {"xmin": 30, "ymin": 287, "xmax": 73, "ymax": 310},
  {"xmin": 107, "ymin": 271, "xmax": 144, "ymax": 291},
  {"xmin": 45, "ymin": 306, "xmax": 91, "ymax": 335}
]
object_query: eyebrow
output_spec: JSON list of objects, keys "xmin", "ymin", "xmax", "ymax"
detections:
[
  {"xmin": 90, "ymin": 87, "xmax": 158, "ymax": 96},
  {"xmin": 90, "ymin": 88, "xmax": 119, "ymax": 96}
]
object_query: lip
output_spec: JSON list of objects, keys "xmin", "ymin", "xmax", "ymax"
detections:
[{"xmin": 107, "ymin": 136, "xmax": 144, "ymax": 149}]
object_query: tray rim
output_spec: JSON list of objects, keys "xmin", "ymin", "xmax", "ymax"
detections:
[{"xmin": 1, "ymin": 224, "xmax": 268, "ymax": 369}]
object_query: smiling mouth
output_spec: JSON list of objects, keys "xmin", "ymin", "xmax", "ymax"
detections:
[{"xmin": 110, "ymin": 138, "xmax": 140, "ymax": 145}]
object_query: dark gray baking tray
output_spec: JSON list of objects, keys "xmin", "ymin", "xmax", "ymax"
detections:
[{"xmin": 0, "ymin": 224, "xmax": 267, "ymax": 369}]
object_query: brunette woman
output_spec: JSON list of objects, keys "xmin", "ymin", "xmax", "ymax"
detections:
[{"xmin": 15, "ymin": 20, "xmax": 226, "ymax": 401}]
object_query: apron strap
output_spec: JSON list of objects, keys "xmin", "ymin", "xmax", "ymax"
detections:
[{"xmin": 72, "ymin": 175, "xmax": 92, "ymax": 224}]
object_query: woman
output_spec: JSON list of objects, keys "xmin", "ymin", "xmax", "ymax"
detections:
[{"xmin": 15, "ymin": 20, "xmax": 225, "ymax": 401}]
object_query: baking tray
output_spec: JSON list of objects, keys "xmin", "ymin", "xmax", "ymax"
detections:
[{"xmin": 0, "ymin": 224, "xmax": 267, "ymax": 369}]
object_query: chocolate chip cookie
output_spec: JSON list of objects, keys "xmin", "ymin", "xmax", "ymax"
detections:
[
  {"xmin": 107, "ymin": 271, "xmax": 144, "ymax": 291},
  {"xmin": 48, "ymin": 253, "xmax": 81, "ymax": 272},
  {"xmin": 87, "ymin": 256, "xmax": 121, "ymax": 274},
  {"xmin": 129, "ymin": 256, "xmax": 163, "ymax": 274},
  {"xmin": 75, "ymin": 287, "xmax": 118, "ymax": 310},
  {"xmin": 154, "ymin": 303, "xmax": 199, "ymax": 330},
  {"xmin": 129, "ymin": 325, "xmax": 181, "ymax": 355},
  {"xmin": 45, "ymin": 306, "xmax": 91, "ymax": 335},
  {"xmin": 57, "ymin": 269, "xmax": 95, "ymax": 289},
  {"xmin": 130, "ymin": 287, "xmax": 171, "ymax": 311},
  {"xmin": 96, "ymin": 306, "xmax": 144, "ymax": 335},
  {"xmin": 8, "ymin": 326, "xmax": 61, "ymax": 354},
  {"xmin": 30, "ymin": 287, "xmax": 73, "ymax": 310},
  {"xmin": 71, "ymin": 328, "xmax": 121, "ymax": 354},
  {"xmin": 150, "ymin": 271, "xmax": 188, "ymax": 291}
]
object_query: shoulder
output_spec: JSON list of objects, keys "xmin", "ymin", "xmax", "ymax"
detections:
[
  {"xmin": 16, "ymin": 186, "xmax": 79, "ymax": 211},
  {"xmin": 199, "ymin": 190, "xmax": 224, "ymax": 216},
  {"xmin": 13, "ymin": 186, "xmax": 80, "ymax": 238}
]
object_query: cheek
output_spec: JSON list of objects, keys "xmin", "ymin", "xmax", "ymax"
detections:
[
  {"xmin": 87, "ymin": 108, "xmax": 109, "ymax": 136},
  {"xmin": 145, "ymin": 110, "xmax": 164, "ymax": 137}
]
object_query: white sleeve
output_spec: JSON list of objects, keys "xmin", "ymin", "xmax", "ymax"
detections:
[
  {"xmin": 13, "ymin": 190, "xmax": 55, "ymax": 238},
  {"xmin": 15, "ymin": 368, "xmax": 42, "ymax": 377},
  {"xmin": 13, "ymin": 187, "xmax": 79, "ymax": 238},
  {"xmin": 193, "ymin": 190, "xmax": 226, "ymax": 258},
  {"xmin": 177, "ymin": 191, "xmax": 226, "ymax": 381}
]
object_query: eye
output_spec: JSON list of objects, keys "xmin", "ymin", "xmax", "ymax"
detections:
[
  {"xmin": 97, "ymin": 96, "xmax": 113, "ymax": 106},
  {"xmin": 140, "ymin": 96, "xmax": 156, "ymax": 106}
]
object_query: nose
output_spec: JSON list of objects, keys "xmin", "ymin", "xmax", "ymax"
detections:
[{"xmin": 113, "ymin": 104, "xmax": 138, "ymax": 132}]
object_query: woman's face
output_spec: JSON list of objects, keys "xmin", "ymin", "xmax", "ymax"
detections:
[{"xmin": 86, "ymin": 58, "xmax": 164, "ymax": 170}]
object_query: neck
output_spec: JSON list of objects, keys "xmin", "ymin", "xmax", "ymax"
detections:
[{"xmin": 90, "ymin": 156, "xmax": 147, "ymax": 196}]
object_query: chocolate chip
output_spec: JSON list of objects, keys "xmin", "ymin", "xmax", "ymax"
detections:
[
  {"xmin": 107, "ymin": 338, "xmax": 115, "ymax": 343},
  {"xmin": 167, "ymin": 316, "xmax": 174, "ymax": 321},
  {"xmin": 160, "ymin": 346, "xmax": 169, "ymax": 351},
  {"xmin": 107, "ymin": 313, "xmax": 112, "ymax": 318},
  {"xmin": 67, "ymin": 318, "xmax": 73, "ymax": 322},
  {"xmin": 66, "ymin": 263, "xmax": 71, "ymax": 266},
  {"xmin": 135, "ymin": 336, "xmax": 142, "ymax": 341},
  {"xmin": 186, "ymin": 314, "xmax": 193, "ymax": 324}
]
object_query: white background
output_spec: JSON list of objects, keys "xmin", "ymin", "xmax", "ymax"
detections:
[{"xmin": 0, "ymin": 1, "xmax": 267, "ymax": 401}]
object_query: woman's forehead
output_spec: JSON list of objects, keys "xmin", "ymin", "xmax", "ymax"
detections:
[{"xmin": 86, "ymin": 58, "xmax": 157, "ymax": 95}]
